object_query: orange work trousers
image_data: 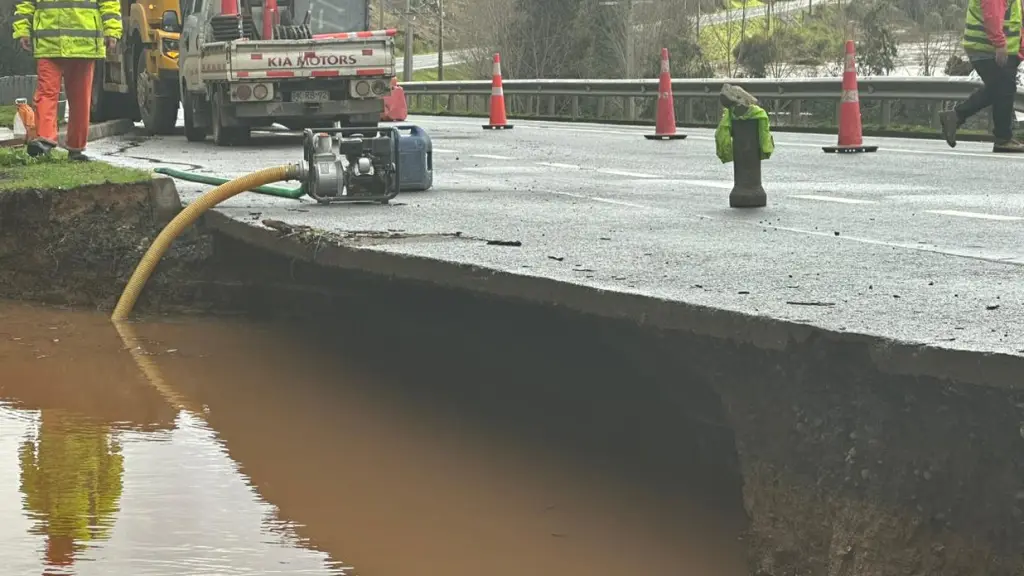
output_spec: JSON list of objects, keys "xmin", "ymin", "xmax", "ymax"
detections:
[{"xmin": 35, "ymin": 58, "xmax": 95, "ymax": 152}]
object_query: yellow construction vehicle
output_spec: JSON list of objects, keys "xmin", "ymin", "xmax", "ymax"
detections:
[{"xmin": 91, "ymin": 0, "xmax": 182, "ymax": 135}]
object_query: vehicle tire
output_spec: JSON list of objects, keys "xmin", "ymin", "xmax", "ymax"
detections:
[
  {"xmin": 90, "ymin": 63, "xmax": 133, "ymax": 123},
  {"xmin": 136, "ymin": 49, "xmax": 179, "ymax": 135},
  {"xmin": 90, "ymin": 68, "xmax": 110, "ymax": 123},
  {"xmin": 211, "ymin": 91, "xmax": 250, "ymax": 146},
  {"xmin": 182, "ymin": 89, "xmax": 208, "ymax": 142}
]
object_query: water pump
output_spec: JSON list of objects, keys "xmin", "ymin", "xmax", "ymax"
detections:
[{"xmin": 302, "ymin": 126, "xmax": 401, "ymax": 204}]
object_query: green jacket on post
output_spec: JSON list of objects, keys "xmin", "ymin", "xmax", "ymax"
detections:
[
  {"xmin": 715, "ymin": 105, "xmax": 775, "ymax": 164},
  {"xmin": 11, "ymin": 0, "xmax": 123, "ymax": 59}
]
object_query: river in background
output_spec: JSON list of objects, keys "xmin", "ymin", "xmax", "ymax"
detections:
[{"xmin": 0, "ymin": 300, "xmax": 748, "ymax": 576}]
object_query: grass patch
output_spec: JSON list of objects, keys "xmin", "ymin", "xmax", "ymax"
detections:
[
  {"xmin": 411, "ymin": 63, "xmax": 479, "ymax": 81},
  {"xmin": 0, "ymin": 106, "xmax": 14, "ymax": 129},
  {"xmin": 699, "ymin": 16, "xmax": 768, "ymax": 62},
  {"xmin": 725, "ymin": 0, "xmax": 763, "ymax": 9},
  {"xmin": 0, "ymin": 147, "xmax": 151, "ymax": 192}
]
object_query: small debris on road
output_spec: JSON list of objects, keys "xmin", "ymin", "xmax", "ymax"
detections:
[
  {"xmin": 786, "ymin": 301, "xmax": 836, "ymax": 307},
  {"xmin": 548, "ymin": 256, "xmax": 564, "ymax": 261},
  {"xmin": 486, "ymin": 239, "xmax": 521, "ymax": 247},
  {"xmin": 986, "ymin": 304, "xmax": 1000, "ymax": 311}
]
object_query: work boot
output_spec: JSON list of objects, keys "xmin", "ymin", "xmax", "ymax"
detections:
[
  {"xmin": 67, "ymin": 150, "xmax": 90, "ymax": 162},
  {"xmin": 26, "ymin": 139, "xmax": 54, "ymax": 158},
  {"xmin": 939, "ymin": 110, "xmax": 959, "ymax": 148},
  {"xmin": 992, "ymin": 138, "xmax": 1024, "ymax": 153}
]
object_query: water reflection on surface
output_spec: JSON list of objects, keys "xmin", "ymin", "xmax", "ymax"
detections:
[{"xmin": 0, "ymin": 300, "xmax": 747, "ymax": 576}]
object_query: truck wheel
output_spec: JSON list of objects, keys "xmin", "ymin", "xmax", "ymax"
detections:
[
  {"xmin": 90, "ymin": 64, "xmax": 131, "ymax": 123},
  {"xmin": 212, "ymin": 91, "xmax": 250, "ymax": 146},
  {"xmin": 135, "ymin": 50, "xmax": 179, "ymax": 135},
  {"xmin": 182, "ymin": 90, "xmax": 208, "ymax": 142}
]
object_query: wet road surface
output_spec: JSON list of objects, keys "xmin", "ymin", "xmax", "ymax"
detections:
[
  {"xmin": 0, "ymin": 300, "xmax": 747, "ymax": 576},
  {"xmin": 89, "ymin": 116, "xmax": 1024, "ymax": 357}
]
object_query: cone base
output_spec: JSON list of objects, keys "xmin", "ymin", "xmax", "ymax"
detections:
[
  {"xmin": 483, "ymin": 124, "xmax": 514, "ymax": 130},
  {"xmin": 644, "ymin": 133, "xmax": 687, "ymax": 140},
  {"xmin": 822, "ymin": 144, "xmax": 878, "ymax": 153}
]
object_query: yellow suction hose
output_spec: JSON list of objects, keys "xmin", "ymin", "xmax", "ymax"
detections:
[{"xmin": 111, "ymin": 164, "xmax": 303, "ymax": 321}]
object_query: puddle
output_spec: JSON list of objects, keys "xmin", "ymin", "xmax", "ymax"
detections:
[{"xmin": 0, "ymin": 300, "xmax": 747, "ymax": 576}]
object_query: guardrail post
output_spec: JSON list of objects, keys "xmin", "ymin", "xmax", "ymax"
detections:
[
  {"xmin": 790, "ymin": 99, "xmax": 802, "ymax": 126},
  {"xmin": 571, "ymin": 96, "xmax": 580, "ymax": 120},
  {"xmin": 597, "ymin": 97, "xmax": 607, "ymax": 119},
  {"xmin": 881, "ymin": 100, "xmax": 892, "ymax": 128}
]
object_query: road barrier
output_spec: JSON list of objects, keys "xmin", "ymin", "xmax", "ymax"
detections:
[{"xmin": 400, "ymin": 76, "xmax": 1024, "ymax": 136}]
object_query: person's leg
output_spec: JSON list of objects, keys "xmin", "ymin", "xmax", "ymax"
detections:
[
  {"xmin": 30, "ymin": 58, "xmax": 64, "ymax": 156},
  {"xmin": 990, "ymin": 56, "xmax": 1023, "ymax": 149},
  {"xmin": 62, "ymin": 58, "xmax": 95, "ymax": 160},
  {"xmin": 941, "ymin": 57, "xmax": 1013, "ymax": 147}
]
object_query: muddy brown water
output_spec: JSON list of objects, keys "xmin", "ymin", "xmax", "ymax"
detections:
[{"xmin": 0, "ymin": 299, "xmax": 749, "ymax": 576}]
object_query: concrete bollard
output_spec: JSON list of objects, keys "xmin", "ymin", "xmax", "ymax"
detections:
[
  {"xmin": 729, "ymin": 118, "xmax": 767, "ymax": 208},
  {"xmin": 719, "ymin": 84, "xmax": 768, "ymax": 209}
]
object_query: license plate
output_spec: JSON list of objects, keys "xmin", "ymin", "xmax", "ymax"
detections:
[{"xmin": 293, "ymin": 90, "xmax": 330, "ymax": 103}]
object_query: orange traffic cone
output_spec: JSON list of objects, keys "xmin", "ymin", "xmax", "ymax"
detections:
[
  {"xmin": 823, "ymin": 24, "xmax": 877, "ymax": 153},
  {"xmin": 645, "ymin": 48, "xmax": 686, "ymax": 140},
  {"xmin": 483, "ymin": 53, "xmax": 513, "ymax": 130}
]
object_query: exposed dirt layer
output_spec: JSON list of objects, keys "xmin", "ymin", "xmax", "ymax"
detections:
[
  {"xmin": 0, "ymin": 183, "xmax": 221, "ymax": 313},
  {"xmin": 207, "ymin": 220, "xmax": 1024, "ymax": 576}
]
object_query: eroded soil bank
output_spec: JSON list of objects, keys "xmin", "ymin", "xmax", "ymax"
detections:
[
  {"xmin": 0, "ymin": 180, "xmax": 232, "ymax": 313},
  {"xmin": 1, "ymin": 183, "xmax": 1022, "ymax": 575}
]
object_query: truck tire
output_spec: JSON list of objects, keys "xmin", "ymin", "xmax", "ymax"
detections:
[
  {"xmin": 135, "ymin": 50, "xmax": 179, "ymax": 135},
  {"xmin": 211, "ymin": 91, "xmax": 250, "ymax": 146},
  {"xmin": 90, "ymin": 62, "xmax": 132, "ymax": 123},
  {"xmin": 182, "ymin": 90, "xmax": 208, "ymax": 142}
]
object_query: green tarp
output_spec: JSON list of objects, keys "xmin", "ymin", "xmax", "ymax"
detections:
[{"xmin": 715, "ymin": 105, "xmax": 775, "ymax": 164}]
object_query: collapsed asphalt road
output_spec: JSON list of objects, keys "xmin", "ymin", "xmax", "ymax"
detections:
[
  {"xmin": 88, "ymin": 115, "xmax": 1024, "ymax": 361},
  {"xmin": 83, "ymin": 115, "xmax": 1024, "ymax": 575}
]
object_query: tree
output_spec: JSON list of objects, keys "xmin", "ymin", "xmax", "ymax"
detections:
[{"xmin": 19, "ymin": 410, "xmax": 125, "ymax": 571}]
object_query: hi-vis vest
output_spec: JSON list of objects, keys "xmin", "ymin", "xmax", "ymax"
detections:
[
  {"xmin": 11, "ymin": 0, "xmax": 123, "ymax": 59},
  {"xmin": 964, "ymin": 0, "xmax": 1023, "ymax": 54}
]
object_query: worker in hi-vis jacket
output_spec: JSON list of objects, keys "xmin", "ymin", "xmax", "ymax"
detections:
[
  {"xmin": 941, "ymin": 0, "xmax": 1024, "ymax": 152},
  {"xmin": 11, "ymin": 0, "xmax": 123, "ymax": 160}
]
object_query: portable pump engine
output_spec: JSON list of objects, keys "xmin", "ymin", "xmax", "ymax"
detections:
[{"xmin": 302, "ymin": 126, "xmax": 401, "ymax": 204}]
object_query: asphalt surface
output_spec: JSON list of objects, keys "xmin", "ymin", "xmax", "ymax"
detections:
[{"xmin": 87, "ymin": 116, "xmax": 1024, "ymax": 357}]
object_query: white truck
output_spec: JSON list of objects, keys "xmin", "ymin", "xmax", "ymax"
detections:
[{"xmin": 178, "ymin": 0, "xmax": 395, "ymax": 146}]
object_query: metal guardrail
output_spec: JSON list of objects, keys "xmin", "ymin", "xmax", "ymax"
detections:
[
  {"xmin": 398, "ymin": 76, "xmax": 1024, "ymax": 129},
  {"xmin": 401, "ymin": 76, "xmax": 995, "ymax": 100}
]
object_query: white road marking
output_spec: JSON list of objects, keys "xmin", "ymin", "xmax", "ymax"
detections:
[
  {"xmin": 926, "ymin": 209, "xmax": 1023, "ymax": 221},
  {"xmin": 592, "ymin": 197, "xmax": 648, "ymax": 208},
  {"xmin": 471, "ymin": 154, "xmax": 515, "ymax": 160},
  {"xmin": 549, "ymin": 190, "xmax": 649, "ymax": 208},
  {"xmin": 537, "ymin": 162, "xmax": 581, "ymax": 169},
  {"xmin": 791, "ymin": 194, "xmax": 878, "ymax": 205},
  {"xmin": 423, "ymin": 116, "xmax": 1024, "ymax": 162},
  {"xmin": 679, "ymin": 179, "xmax": 733, "ymax": 190},
  {"xmin": 596, "ymin": 169, "xmax": 661, "ymax": 179},
  {"xmin": 433, "ymin": 148, "xmax": 458, "ymax": 153},
  {"xmin": 699, "ymin": 214, "xmax": 1024, "ymax": 265}
]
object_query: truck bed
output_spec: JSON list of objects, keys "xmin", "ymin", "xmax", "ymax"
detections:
[{"xmin": 199, "ymin": 33, "xmax": 394, "ymax": 81}]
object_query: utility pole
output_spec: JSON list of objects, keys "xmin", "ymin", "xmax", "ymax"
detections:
[
  {"xmin": 403, "ymin": 0, "xmax": 414, "ymax": 82},
  {"xmin": 437, "ymin": 0, "xmax": 444, "ymax": 80}
]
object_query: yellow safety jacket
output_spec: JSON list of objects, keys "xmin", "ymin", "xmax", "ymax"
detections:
[
  {"xmin": 11, "ymin": 0, "xmax": 123, "ymax": 59},
  {"xmin": 963, "ymin": 0, "xmax": 1022, "ymax": 54}
]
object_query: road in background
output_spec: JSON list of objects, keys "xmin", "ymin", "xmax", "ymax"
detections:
[{"xmin": 88, "ymin": 116, "xmax": 1024, "ymax": 358}]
